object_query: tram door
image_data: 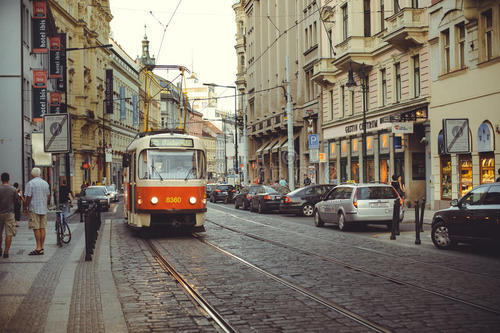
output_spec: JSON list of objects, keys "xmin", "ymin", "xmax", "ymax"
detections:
[{"xmin": 130, "ymin": 153, "xmax": 136, "ymax": 214}]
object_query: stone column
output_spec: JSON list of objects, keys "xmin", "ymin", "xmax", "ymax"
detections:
[{"xmin": 374, "ymin": 135, "xmax": 380, "ymax": 182}]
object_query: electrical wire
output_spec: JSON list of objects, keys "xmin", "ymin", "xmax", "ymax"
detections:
[{"xmin": 152, "ymin": 0, "xmax": 183, "ymax": 62}]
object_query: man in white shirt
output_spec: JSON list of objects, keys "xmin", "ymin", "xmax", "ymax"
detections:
[{"xmin": 24, "ymin": 168, "xmax": 50, "ymax": 255}]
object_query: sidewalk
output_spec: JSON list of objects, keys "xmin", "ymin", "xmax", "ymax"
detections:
[{"xmin": 0, "ymin": 207, "xmax": 127, "ymax": 333}]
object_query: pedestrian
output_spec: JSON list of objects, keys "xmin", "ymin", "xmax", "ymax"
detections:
[
  {"xmin": 279, "ymin": 177, "xmax": 287, "ymax": 187},
  {"xmin": 13, "ymin": 182, "xmax": 24, "ymax": 227},
  {"xmin": 24, "ymin": 167, "xmax": 50, "ymax": 256},
  {"xmin": 496, "ymin": 168, "xmax": 500, "ymax": 182},
  {"xmin": 391, "ymin": 174, "xmax": 406, "ymax": 199},
  {"xmin": 0, "ymin": 172, "xmax": 18, "ymax": 258},
  {"xmin": 58, "ymin": 179, "xmax": 74, "ymax": 219},
  {"xmin": 303, "ymin": 174, "xmax": 311, "ymax": 186}
]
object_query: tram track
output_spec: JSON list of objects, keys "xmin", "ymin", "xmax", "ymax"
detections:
[
  {"xmin": 145, "ymin": 239, "xmax": 237, "ymax": 333},
  {"xmin": 205, "ymin": 218, "xmax": 500, "ymax": 317}
]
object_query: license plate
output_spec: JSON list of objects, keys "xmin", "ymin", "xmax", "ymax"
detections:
[
  {"xmin": 370, "ymin": 202, "xmax": 388, "ymax": 208},
  {"xmin": 222, "ymin": 192, "xmax": 227, "ymax": 195},
  {"xmin": 275, "ymin": 196, "xmax": 281, "ymax": 200}
]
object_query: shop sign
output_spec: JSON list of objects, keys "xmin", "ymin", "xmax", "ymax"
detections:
[
  {"xmin": 323, "ymin": 116, "xmax": 391, "ymax": 139},
  {"xmin": 32, "ymin": 1, "xmax": 47, "ymax": 54},
  {"xmin": 309, "ymin": 148, "xmax": 319, "ymax": 163},
  {"xmin": 32, "ymin": 71, "xmax": 47, "ymax": 120},
  {"xmin": 49, "ymin": 37, "xmax": 62, "ymax": 79},
  {"xmin": 443, "ymin": 118, "xmax": 470, "ymax": 154},
  {"xmin": 392, "ymin": 122, "xmax": 413, "ymax": 134},
  {"xmin": 319, "ymin": 152, "xmax": 326, "ymax": 163},
  {"xmin": 49, "ymin": 92, "xmax": 61, "ymax": 114},
  {"xmin": 105, "ymin": 69, "xmax": 114, "ymax": 114}
]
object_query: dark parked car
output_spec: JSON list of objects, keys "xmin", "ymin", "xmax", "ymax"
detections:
[
  {"xmin": 78, "ymin": 186, "xmax": 110, "ymax": 212},
  {"xmin": 234, "ymin": 186, "xmax": 253, "ymax": 210},
  {"xmin": 431, "ymin": 183, "xmax": 500, "ymax": 249},
  {"xmin": 249, "ymin": 185, "xmax": 287, "ymax": 213},
  {"xmin": 280, "ymin": 184, "xmax": 334, "ymax": 217},
  {"xmin": 210, "ymin": 184, "xmax": 235, "ymax": 203},
  {"xmin": 206, "ymin": 183, "xmax": 218, "ymax": 198}
]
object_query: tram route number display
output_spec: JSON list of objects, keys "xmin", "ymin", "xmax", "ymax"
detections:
[{"xmin": 165, "ymin": 197, "xmax": 182, "ymax": 204}]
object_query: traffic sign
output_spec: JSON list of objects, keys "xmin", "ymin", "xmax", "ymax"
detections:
[
  {"xmin": 309, "ymin": 148, "xmax": 319, "ymax": 163},
  {"xmin": 443, "ymin": 118, "xmax": 470, "ymax": 154},
  {"xmin": 308, "ymin": 134, "xmax": 319, "ymax": 149},
  {"xmin": 43, "ymin": 114, "xmax": 71, "ymax": 153}
]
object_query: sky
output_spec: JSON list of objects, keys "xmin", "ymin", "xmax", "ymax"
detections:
[{"xmin": 109, "ymin": 0, "xmax": 238, "ymax": 110}]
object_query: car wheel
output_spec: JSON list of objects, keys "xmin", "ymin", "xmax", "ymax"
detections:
[
  {"xmin": 314, "ymin": 210, "xmax": 324, "ymax": 227},
  {"xmin": 431, "ymin": 221, "xmax": 455, "ymax": 249},
  {"xmin": 302, "ymin": 203, "xmax": 314, "ymax": 217},
  {"xmin": 338, "ymin": 212, "xmax": 348, "ymax": 231},
  {"xmin": 258, "ymin": 201, "xmax": 263, "ymax": 214}
]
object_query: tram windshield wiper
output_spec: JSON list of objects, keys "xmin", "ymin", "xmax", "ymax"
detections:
[
  {"xmin": 184, "ymin": 167, "xmax": 195, "ymax": 181},
  {"xmin": 151, "ymin": 165, "xmax": 164, "ymax": 181}
]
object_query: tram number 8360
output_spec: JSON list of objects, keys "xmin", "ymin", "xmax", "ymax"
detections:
[{"xmin": 165, "ymin": 197, "xmax": 182, "ymax": 204}]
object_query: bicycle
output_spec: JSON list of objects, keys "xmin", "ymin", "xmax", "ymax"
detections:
[{"xmin": 55, "ymin": 204, "xmax": 72, "ymax": 247}]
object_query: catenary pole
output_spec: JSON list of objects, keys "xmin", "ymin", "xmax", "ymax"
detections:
[
  {"xmin": 286, "ymin": 56, "xmax": 294, "ymax": 191},
  {"xmin": 242, "ymin": 92, "xmax": 248, "ymax": 185}
]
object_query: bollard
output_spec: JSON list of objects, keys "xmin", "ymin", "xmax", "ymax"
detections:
[
  {"xmin": 419, "ymin": 198, "xmax": 426, "ymax": 232},
  {"xmin": 390, "ymin": 198, "xmax": 399, "ymax": 240},
  {"xmin": 415, "ymin": 199, "xmax": 421, "ymax": 245}
]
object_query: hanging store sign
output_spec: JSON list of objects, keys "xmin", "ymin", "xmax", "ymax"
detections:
[
  {"xmin": 443, "ymin": 118, "xmax": 470, "ymax": 154},
  {"xmin": 49, "ymin": 92, "xmax": 61, "ymax": 113},
  {"xmin": 32, "ymin": 70, "xmax": 47, "ymax": 120},
  {"xmin": 49, "ymin": 36, "xmax": 62, "ymax": 79},
  {"xmin": 392, "ymin": 122, "xmax": 414, "ymax": 134},
  {"xmin": 32, "ymin": 1, "xmax": 47, "ymax": 54},
  {"xmin": 56, "ymin": 33, "xmax": 67, "ymax": 92},
  {"xmin": 105, "ymin": 69, "xmax": 113, "ymax": 114}
]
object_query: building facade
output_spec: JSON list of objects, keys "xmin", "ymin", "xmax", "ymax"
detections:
[
  {"xmin": 428, "ymin": 0, "xmax": 500, "ymax": 209},
  {"xmin": 234, "ymin": 0, "xmax": 324, "ymax": 189},
  {"xmin": 313, "ymin": 0, "xmax": 431, "ymax": 205}
]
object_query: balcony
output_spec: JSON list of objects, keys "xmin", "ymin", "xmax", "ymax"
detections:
[
  {"xmin": 332, "ymin": 36, "xmax": 375, "ymax": 71},
  {"xmin": 383, "ymin": 8, "xmax": 428, "ymax": 50},
  {"xmin": 312, "ymin": 58, "xmax": 338, "ymax": 86}
]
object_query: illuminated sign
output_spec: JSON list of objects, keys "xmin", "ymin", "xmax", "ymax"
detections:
[{"xmin": 150, "ymin": 138, "xmax": 194, "ymax": 148}]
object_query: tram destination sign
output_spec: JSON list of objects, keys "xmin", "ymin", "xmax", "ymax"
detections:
[
  {"xmin": 150, "ymin": 137, "xmax": 194, "ymax": 148},
  {"xmin": 443, "ymin": 118, "xmax": 470, "ymax": 154}
]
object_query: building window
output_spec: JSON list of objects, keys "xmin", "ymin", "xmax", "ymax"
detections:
[
  {"xmin": 305, "ymin": 27, "xmax": 309, "ymax": 50},
  {"xmin": 350, "ymin": 90, "xmax": 355, "ymax": 115},
  {"xmin": 328, "ymin": 29, "xmax": 334, "ymax": 57},
  {"xmin": 411, "ymin": 0, "xmax": 419, "ymax": 8},
  {"xmin": 313, "ymin": 21, "xmax": 317, "ymax": 45},
  {"xmin": 380, "ymin": 0, "xmax": 385, "ymax": 32},
  {"xmin": 456, "ymin": 23, "xmax": 466, "ymax": 69},
  {"xmin": 381, "ymin": 68, "xmax": 387, "ymax": 106},
  {"xmin": 342, "ymin": 4, "xmax": 348, "ymax": 41},
  {"xmin": 363, "ymin": 75, "xmax": 369, "ymax": 110},
  {"xmin": 329, "ymin": 90, "xmax": 334, "ymax": 120},
  {"xmin": 442, "ymin": 29, "xmax": 450, "ymax": 73},
  {"xmin": 413, "ymin": 55, "xmax": 420, "ymax": 98},
  {"xmin": 364, "ymin": 0, "xmax": 371, "ymax": 37},
  {"xmin": 395, "ymin": 63, "xmax": 401, "ymax": 102},
  {"xmin": 482, "ymin": 9, "xmax": 493, "ymax": 61},
  {"xmin": 340, "ymin": 85, "xmax": 345, "ymax": 118}
]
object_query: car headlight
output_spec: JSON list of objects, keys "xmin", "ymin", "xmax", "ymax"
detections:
[
  {"xmin": 189, "ymin": 196, "xmax": 197, "ymax": 205},
  {"xmin": 151, "ymin": 196, "xmax": 159, "ymax": 204}
]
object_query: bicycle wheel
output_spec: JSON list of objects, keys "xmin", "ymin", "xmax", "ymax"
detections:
[{"xmin": 61, "ymin": 221, "xmax": 71, "ymax": 244}]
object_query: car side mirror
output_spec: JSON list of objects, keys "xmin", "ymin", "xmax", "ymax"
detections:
[{"xmin": 450, "ymin": 199, "xmax": 459, "ymax": 207}]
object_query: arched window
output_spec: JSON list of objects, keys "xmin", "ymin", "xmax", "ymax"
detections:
[{"xmin": 478, "ymin": 121, "xmax": 495, "ymax": 184}]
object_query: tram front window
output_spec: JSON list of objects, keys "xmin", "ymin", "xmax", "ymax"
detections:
[{"xmin": 138, "ymin": 150, "xmax": 206, "ymax": 180}]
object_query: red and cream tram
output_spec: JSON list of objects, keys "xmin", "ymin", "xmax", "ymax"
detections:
[{"xmin": 122, "ymin": 131, "xmax": 207, "ymax": 231}]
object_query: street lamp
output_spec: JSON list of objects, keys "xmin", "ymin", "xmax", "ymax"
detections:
[
  {"xmin": 203, "ymin": 83, "xmax": 239, "ymax": 182},
  {"xmin": 346, "ymin": 62, "xmax": 368, "ymax": 183}
]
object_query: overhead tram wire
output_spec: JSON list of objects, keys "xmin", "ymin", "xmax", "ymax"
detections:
[{"xmin": 150, "ymin": 0, "xmax": 184, "ymax": 62}]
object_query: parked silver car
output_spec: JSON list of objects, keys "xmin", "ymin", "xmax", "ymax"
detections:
[
  {"xmin": 105, "ymin": 184, "xmax": 119, "ymax": 202},
  {"xmin": 314, "ymin": 183, "xmax": 404, "ymax": 231}
]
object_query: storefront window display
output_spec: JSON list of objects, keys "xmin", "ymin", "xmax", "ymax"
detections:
[
  {"xmin": 329, "ymin": 162, "xmax": 337, "ymax": 184},
  {"xmin": 459, "ymin": 155, "xmax": 472, "ymax": 197},
  {"xmin": 351, "ymin": 158, "xmax": 359, "ymax": 183},
  {"xmin": 340, "ymin": 158, "xmax": 348, "ymax": 182},
  {"xmin": 380, "ymin": 157, "xmax": 389, "ymax": 183},
  {"xmin": 440, "ymin": 155, "xmax": 452, "ymax": 200},
  {"xmin": 480, "ymin": 153, "xmax": 495, "ymax": 184},
  {"xmin": 366, "ymin": 158, "xmax": 375, "ymax": 182}
]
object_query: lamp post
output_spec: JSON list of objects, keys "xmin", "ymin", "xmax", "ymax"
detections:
[
  {"xmin": 346, "ymin": 63, "xmax": 368, "ymax": 183},
  {"xmin": 203, "ymin": 83, "xmax": 239, "ymax": 183}
]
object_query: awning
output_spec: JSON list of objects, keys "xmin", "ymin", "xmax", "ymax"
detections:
[
  {"xmin": 255, "ymin": 140, "xmax": 271, "ymax": 154},
  {"xmin": 279, "ymin": 133, "xmax": 300, "ymax": 151},
  {"xmin": 272, "ymin": 136, "xmax": 288, "ymax": 153},
  {"xmin": 263, "ymin": 137, "xmax": 280, "ymax": 153}
]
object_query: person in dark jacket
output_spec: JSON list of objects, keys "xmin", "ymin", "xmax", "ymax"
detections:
[
  {"xmin": 13, "ymin": 183, "xmax": 24, "ymax": 227},
  {"xmin": 391, "ymin": 174, "xmax": 406, "ymax": 198}
]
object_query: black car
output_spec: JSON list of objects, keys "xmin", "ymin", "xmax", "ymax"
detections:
[
  {"xmin": 249, "ymin": 185, "xmax": 287, "ymax": 213},
  {"xmin": 280, "ymin": 184, "xmax": 334, "ymax": 217},
  {"xmin": 431, "ymin": 183, "xmax": 500, "ymax": 249},
  {"xmin": 206, "ymin": 184, "xmax": 218, "ymax": 198},
  {"xmin": 210, "ymin": 184, "xmax": 235, "ymax": 203},
  {"xmin": 78, "ymin": 186, "xmax": 110, "ymax": 212}
]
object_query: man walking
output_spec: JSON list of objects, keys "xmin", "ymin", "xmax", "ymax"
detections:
[
  {"xmin": 303, "ymin": 174, "xmax": 311, "ymax": 186},
  {"xmin": 0, "ymin": 172, "xmax": 17, "ymax": 258},
  {"xmin": 24, "ymin": 168, "xmax": 50, "ymax": 255}
]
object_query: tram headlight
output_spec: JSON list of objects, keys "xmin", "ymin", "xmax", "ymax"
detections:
[
  {"xmin": 137, "ymin": 198, "xmax": 143, "ymax": 205},
  {"xmin": 189, "ymin": 196, "xmax": 197, "ymax": 205},
  {"xmin": 151, "ymin": 196, "xmax": 159, "ymax": 205}
]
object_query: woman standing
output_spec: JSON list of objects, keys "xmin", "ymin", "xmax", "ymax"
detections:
[
  {"xmin": 391, "ymin": 175, "xmax": 406, "ymax": 199},
  {"xmin": 13, "ymin": 183, "xmax": 24, "ymax": 227}
]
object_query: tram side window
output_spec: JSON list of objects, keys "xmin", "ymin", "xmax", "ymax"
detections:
[{"xmin": 138, "ymin": 150, "xmax": 149, "ymax": 179}]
